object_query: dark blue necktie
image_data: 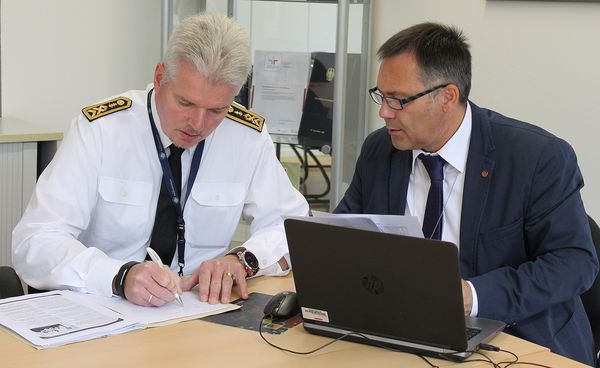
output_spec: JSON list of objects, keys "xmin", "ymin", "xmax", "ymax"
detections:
[{"xmin": 418, "ymin": 154, "xmax": 446, "ymax": 240}]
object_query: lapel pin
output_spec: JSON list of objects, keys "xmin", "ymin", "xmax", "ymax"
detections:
[{"xmin": 481, "ymin": 169, "xmax": 489, "ymax": 178}]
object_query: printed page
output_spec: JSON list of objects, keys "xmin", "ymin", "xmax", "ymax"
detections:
[
  {"xmin": 0, "ymin": 291, "xmax": 141, "ymax": 349},
  {"xmin": 251, "ymin": 51, "xmax": 312, "ymax": 135},
  {"xmin": 297, "ymin": 212, "xmax": 424, "ymax": 238}
]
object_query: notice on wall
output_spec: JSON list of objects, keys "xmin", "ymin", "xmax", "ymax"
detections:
[{"xmin": 251, "ymin": 51, "xmax": 312, "ymax": 135}]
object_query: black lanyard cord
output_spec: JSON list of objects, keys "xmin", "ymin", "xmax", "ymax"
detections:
[{"xmin": 146, "ymin": 88, "xmax": 205, "ymax": 276}]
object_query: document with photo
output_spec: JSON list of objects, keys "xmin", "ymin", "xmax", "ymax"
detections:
[
  {"xmin": 0, "ymin": 290, "xmax": 240, "ymax": 349},
  {"xmin": 0, "ymin": 291, "xmax": 140, "ymax": 349}
]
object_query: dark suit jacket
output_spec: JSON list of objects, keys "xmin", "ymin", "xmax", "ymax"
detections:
[{"xmin": 335, "ymin": 102, "xmax": 598, "ymax": 365}]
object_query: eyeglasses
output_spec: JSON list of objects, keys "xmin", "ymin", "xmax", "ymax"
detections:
[{"xmin": 368, "ymin": 84, "xmax": 449, "ymax": 110}]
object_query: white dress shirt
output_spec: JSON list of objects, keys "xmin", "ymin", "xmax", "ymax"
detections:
[{"xmin": 405, "ymin": 103, "xmax": 480, "ymax": 316}]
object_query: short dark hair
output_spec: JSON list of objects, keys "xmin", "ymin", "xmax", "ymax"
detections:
[{"xmin": 378, "ymin": 22, "xmax": 471, "ymax": 103}]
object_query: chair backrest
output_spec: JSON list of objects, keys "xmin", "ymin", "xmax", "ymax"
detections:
[
  {"xmin": 582, "ymin": 215, "xmax": 600, "ymax": 363},
  {"xmin": 0, "ymin": 266, "xmax": 24, "ymax": 299}
]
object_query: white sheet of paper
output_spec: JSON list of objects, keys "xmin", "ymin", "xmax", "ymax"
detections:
[
  {"xmin": 291, "ymin": 212, "xmax": 424, "ymax": 238},
  {"xmin": 82, "ymin": 291, "xmax": 239, "ymax": 327},
  {"xmin": 251, "ymin": 50, "xmax": 311, "ymax": 135}
]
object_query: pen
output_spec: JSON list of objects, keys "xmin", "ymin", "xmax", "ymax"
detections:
[{"xmin": 146, "ymin": 247, "xmax": 184, "ymax": 306}]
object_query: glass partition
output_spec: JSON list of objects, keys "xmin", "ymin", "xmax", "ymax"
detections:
[{"xmin": 162, "ymin": 0, "xmax": 372, "ymax": 209}]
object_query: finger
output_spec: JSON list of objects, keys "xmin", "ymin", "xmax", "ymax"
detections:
[
  {"xmin": 235, "ymin": 272, "xmax": 249, "ymax": 300},
  {"xmin": 147, "ymin": 268, "xmax": 177, "ymax": 303},
  {"xmin": 197, "ymin": 267, "xmax": 212, "ymax": 302},
  {"xmin": 180, "ymin": 274, "xmax": 198, "ymax": 292},
  {"xmin": 156, "ymin": 268, "xmax": 181, "ymax": 297},
  {"xmin": 208, "ymin": 271, "xmax": 223, "ymax": 304},
  {"xmin": 220, "ymin": 271, "xmax": 235, "ymax": 304},
  {"xmin": 172, "ymin": 274, "xmax": 183, "ymax": 296}
]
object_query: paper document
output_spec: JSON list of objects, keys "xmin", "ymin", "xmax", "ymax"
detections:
[
  {"xmin": 251, "ymin": 51, "xmax": 311, "ymax": 135},
  {"xmin": 0, "ymin": 290, "xmax": 239, "ymax": 349},
  {"xmin": 291, "ymin": 212, "xmax": 424, "ymax": 238}
]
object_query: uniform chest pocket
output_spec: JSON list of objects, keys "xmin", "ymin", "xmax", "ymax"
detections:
[
  {"xmin": 94, "ymin": 176, "xmax": 153, "ymax": 242},
  {"xmin": 186, "ymin": 182, "xmax": 245, "ymax": 247}
]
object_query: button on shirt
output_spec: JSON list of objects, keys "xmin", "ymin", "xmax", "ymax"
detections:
[{"xmin": 405, "ymin": 103, "xmax": 480, "ymax": 316}]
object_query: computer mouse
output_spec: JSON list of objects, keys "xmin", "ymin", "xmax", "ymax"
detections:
[{"xmin": 264, "ymin": 291, "xmax": 299, "ymax": 319}]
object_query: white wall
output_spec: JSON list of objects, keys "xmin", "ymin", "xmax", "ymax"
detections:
[
  {"xmin": 2, "ymin": 0, "xmax": 598, "ymax": 218},
  {"xmin": 371, "ymin": 0, "xmax": 600, "ymax": 219},
  {"xmin": 1, "ymin": 0, "xmax": 162, "ymax": 132}
]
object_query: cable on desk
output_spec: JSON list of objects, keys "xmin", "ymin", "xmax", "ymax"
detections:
[{"xmin": 259, "ymin": 315, "xmax": 554, "ymax": 368}]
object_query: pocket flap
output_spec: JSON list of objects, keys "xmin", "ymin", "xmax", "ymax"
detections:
[
  {"xmin": 190, "ymin": 182, "xmax": 245, "ymax": 206},
  {"xmin": 99, "ymin": 176, "xmax": 152, "ymax": 206}
]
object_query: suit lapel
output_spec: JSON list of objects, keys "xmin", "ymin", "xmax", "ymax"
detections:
[
  {"xmin": 389, "ymin": 150, "xmax": 412, "ymax": 215},
  {"xmin": 459, "ymin": 103, "xmax": 495, "ymax": 277}
]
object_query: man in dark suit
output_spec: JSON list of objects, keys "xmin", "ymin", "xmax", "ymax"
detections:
[{"xmin": 335, "ymin": 22, "xmax": 598, "ymax": 365}]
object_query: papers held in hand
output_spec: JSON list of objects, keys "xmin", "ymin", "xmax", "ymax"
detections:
[{"xmin": 288, "ymin": 212, "xmax": 424, "ymax": 238}]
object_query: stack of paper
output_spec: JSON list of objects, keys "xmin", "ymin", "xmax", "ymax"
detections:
[{"xmin": 0, "ymin": 290, "xmax": 239, "ymax": 349}]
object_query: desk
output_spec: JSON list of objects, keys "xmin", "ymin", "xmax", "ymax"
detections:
[
  {"xmin": 0, "ymin": 117, "xmax": 62, "ymax": 267},
  {"xmin": 0, "ymin": 275, "xmax": 590, "ymax": 368}
]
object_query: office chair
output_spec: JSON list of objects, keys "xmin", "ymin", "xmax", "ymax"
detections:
[
  {"xmin": 0, "ymin": 266, "xmax": 24, "ymax": 299},
  {"xmin": 582, "ymin": 215, "xmax": 600, "ymax": 365}
]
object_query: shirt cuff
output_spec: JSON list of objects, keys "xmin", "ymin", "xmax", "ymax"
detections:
[{"xmin": 467, "ymin": 280, "xmax": 479, "ymax": 317}]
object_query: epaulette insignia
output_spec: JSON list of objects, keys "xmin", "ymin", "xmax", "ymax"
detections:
[
  {"xmin": 226, "ymin": 103, "xmax": 264, "ymax": 132},
  {"xmin": 82, "ymin": 97, "xmax": 132, "ymax": 122}
]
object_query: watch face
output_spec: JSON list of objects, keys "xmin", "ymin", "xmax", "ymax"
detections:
[{"xmin": 244, "ymin": 251, "xmax": 259, "ymax": 270}]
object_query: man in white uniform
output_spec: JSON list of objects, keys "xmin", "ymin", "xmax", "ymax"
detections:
[{"xmin": 12, "ymin": 13, "xmax": 309, "ymax": 307}]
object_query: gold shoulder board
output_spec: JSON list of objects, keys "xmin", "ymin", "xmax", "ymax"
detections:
[
  {"xmin": 226, "ymin": 103, "xmax": 264, "ymax": 132},
  {"xmin": 82, "ymin": 97, "xmax": 132, "ymax": 122}
]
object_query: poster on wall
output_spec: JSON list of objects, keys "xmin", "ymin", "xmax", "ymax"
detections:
[{"xmin": 251, "ymin": 51, "xmax": 312, "ymax": 136}]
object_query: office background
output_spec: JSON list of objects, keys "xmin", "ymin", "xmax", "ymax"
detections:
[{"xmin": 2, "ymin": 0, "xmax": 599, "ymax": 219}]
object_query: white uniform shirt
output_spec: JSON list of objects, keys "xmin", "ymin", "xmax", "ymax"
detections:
[{"xmin": 12, "ymin": 85, "xmax": 309, "ymax": 297}]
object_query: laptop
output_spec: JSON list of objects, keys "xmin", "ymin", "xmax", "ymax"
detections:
[{"xmin": 283, "ymin": 218, "xmax": 506, "ymax": 361}]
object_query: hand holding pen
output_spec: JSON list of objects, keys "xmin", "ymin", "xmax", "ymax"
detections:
[{"xmin": 146, "ymin": 247, "xmax": 184, "ymax": 306}]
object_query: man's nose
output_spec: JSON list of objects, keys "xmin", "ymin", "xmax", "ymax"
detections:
[
  {"xmin": 189, "ymin": 109, "xmax": 206, "ymax": 131},
  {"xmin": 379, "ymin": 102, "xmax": 395, "ymax": 119}
]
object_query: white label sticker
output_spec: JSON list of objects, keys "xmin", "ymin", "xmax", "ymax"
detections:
[{"xmin": 301, "ymin": 307, "xmax": 329, "ymax": 323}]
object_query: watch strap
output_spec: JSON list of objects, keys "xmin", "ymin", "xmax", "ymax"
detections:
[{"xmin": 113, "ymin": 261, "xmax": 140, "ymax": 299}]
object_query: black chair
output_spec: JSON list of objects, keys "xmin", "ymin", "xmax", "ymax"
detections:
[
  {"xmin": 0, "ymin": 266, "xmax": 24, "ymax": 299},
  {"xmin": 582, "ymin": 215, "xmax": 600, "ymax": 365}
]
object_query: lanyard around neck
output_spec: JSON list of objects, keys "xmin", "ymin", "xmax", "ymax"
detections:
[{"xmin": 146, "ymin": 88, "xmax": 205, "ymax": 276}]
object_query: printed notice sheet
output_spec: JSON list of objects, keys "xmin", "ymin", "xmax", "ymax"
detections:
[
  {"xmin": 251, "ymin": 50, "xmax": 312, "ymax": 135},
  {"xmin": 0, "ymin": 290, "xmax": 239, "ymax": 349}
]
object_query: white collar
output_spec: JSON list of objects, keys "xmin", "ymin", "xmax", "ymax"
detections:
[{"xmin": 411, "ymin": 102, "xmax": 472, "ymax": 173}]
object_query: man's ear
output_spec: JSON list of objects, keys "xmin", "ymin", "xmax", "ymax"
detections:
[
  {"xmin": 440, "ymin": 84, "xmax": 460, "ymax": 113},
  {"xmin": 154, "ymin": 63, "xmax": 165, "ymax": 91}
]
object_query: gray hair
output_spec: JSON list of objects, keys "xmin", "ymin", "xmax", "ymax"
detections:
[
  {"xmin": 162, "ymin": 12, "xmax": 251, "ymax": 92},
  {"xmin": 378, "ymin": 22, "xmax": 471, "ymax": 104}
]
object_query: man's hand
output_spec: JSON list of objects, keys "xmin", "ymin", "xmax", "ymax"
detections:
[
  {"xmin": 122, "ymin": 262, "xmax": 182, "ymax": 307},
  {"xmin": 180, "ymin": 255, "xmax": 247, "ymax": 304},
  {"xmin": 461, "ymin": 279, "xmax": 473, "ymax": 316}
]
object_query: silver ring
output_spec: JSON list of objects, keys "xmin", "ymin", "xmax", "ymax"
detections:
[
  {"xmin": 225, "ymin": 272, "xmax": 234, "ymax": 279},
  {"xmin": 148, "ymin": 294, "xmax": 153, "ymax": 303}
]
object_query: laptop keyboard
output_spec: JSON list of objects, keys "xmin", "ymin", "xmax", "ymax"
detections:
[{"xmin": 466, "ymin": 327, "xmax": 482, "ymax": 341}]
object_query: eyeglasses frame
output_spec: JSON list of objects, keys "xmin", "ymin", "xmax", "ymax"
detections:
[{"xmin": 368, "ymin": 84, "xmax": 449, "ymax": 110}]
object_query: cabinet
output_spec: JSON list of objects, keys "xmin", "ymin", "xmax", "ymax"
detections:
[{"xmin": 0, "ymin": 117, "xmax": 62, "ymax": 266}]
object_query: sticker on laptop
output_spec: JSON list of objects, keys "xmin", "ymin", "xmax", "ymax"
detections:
[{"xmin": 301, "ymin": 307, "xmax": 330, "ymax": 323}]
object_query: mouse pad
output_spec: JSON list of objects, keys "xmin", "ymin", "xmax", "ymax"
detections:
[{"xmin": 202, "ymin": 292, "xmax": 302, "ymax": 334}]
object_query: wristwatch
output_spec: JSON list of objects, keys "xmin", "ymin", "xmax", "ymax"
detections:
[{"xmin": 233, "ymin": 248, "xmax": 259, "ymax": 277}]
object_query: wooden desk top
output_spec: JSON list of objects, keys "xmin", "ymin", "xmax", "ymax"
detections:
[
  {"xmin": 0, "ymin": 116, "xmax": 63, "ymax": 143},
  {"xmin": 0, "ymin": 275, "xmax": 590, "ymax": 367}
]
